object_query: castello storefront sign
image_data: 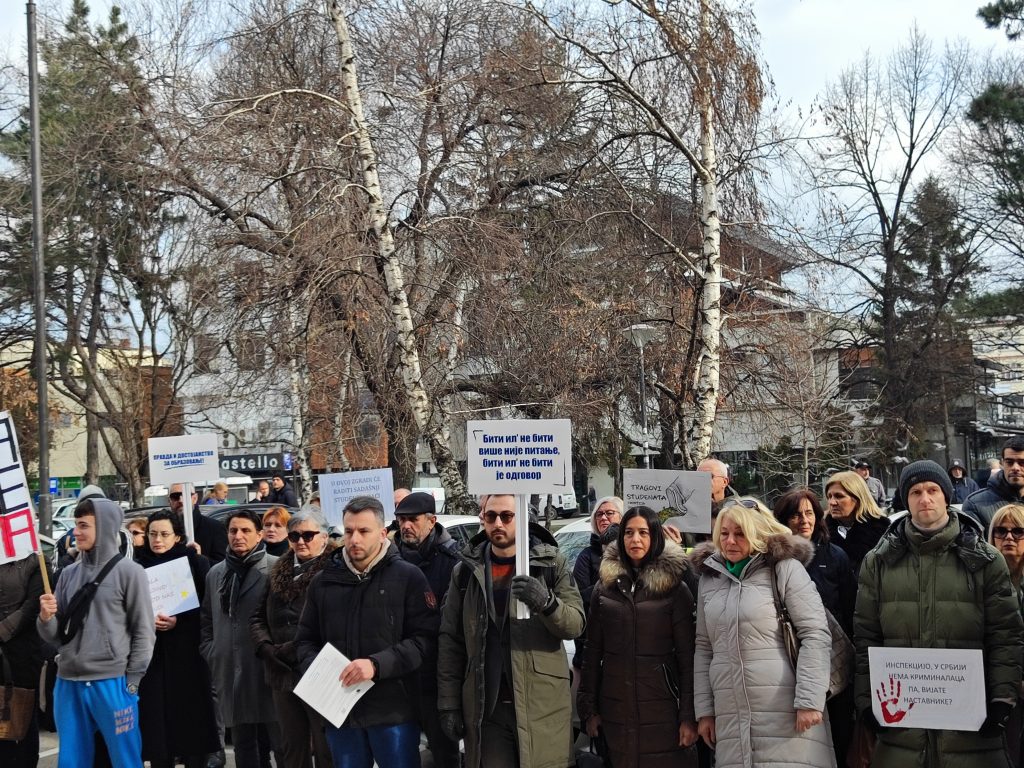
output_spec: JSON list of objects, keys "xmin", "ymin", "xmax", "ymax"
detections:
[{"xmin": 219, "ymin": 453, "xmax": 287, "ymax": 474}]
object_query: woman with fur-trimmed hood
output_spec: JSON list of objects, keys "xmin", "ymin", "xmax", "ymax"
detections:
[
  {"xmin": 692, "ymin": 498, "xmax": 836, "ymax": 768},
  {"xmin": 250, "ymin": 509, "xmax": 336, "ymax": 768},
  {"xmin": 577, "ymin": 506, "xmax": 698, "ymax": 768}
]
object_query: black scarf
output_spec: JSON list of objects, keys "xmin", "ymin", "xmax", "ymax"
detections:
[
  {"xmin": 220, "ymin": 542, "xmax": 267, "ymax": 616},
  {"xmin": 135, "ymin": 541, "xmax": 190, "ymax": 569}
]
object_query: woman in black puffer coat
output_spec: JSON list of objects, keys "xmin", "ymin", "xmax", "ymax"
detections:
[{"xmin": 571, "ymin": 496, "xmax": 623, "ymax": 668}]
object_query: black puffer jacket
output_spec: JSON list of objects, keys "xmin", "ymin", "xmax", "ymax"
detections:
[
  {"xmin": 295, "ymin": 542, "xmax": 439, "ymax": 728},
  {"xmin": 805, "ymin": 539, "xmax": 857, "ymax": 636}
]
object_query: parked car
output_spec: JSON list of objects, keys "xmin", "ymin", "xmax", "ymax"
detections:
[
  {"xmin": 437, "ymin": 514, "xmax": 481, "ymax": 549},
  {"xmin": 553, "ymin": 516, "xmax": 592, "ymax": 567}
]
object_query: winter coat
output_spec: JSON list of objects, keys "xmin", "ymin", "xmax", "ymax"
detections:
[
  {"xmin": 136, "ymin": 543, "xmax": 220, "ymax": 760},
  {"xmin": 394, "ymin": 522, "xmax": 461, "ymax": 602},
  {"xmin": 191, "ymin": 508, "xmax": 228, "ymax": 563},
  {"xmin": 570, "ymin": 533, "xmax": 602, "ymax": 668},
  {"xmin": 806, "ymin": 538, "xmax": 857, "ymax": 637},
  {"xmin": 577, "ymin": 541, "xmax": 697, "ymax": 768},
  {"xmin": 826, "ymin": 513, "xmax": 889, "ymax": 573},
  {"xmin": 250, "ymin": 542, "xmax": 335, "ymax": 691},
  {"xmin": 268, "ymin": 483, "xmax": 299, "ymax": 508},
  {"xmin": 854, "ymin": 511, "xmax": 1024, "ymax": 768},
  {"xmin": 294, "ymin": 541, "xmax": 438, "ymax": 729},
  {"xmin": 692, "ymin": 535, "xmax": 836, "ymax": 768},
  {"xmin": 950, "ymin": 475, "xmax": 981, "ymax": 506},
  {"xmin": 436, "ymin": 524, "xmax": 585, "ymax": 768},
  {"xmin": 200, "ymin": 547, "xmax": 278, "ymax": 727},
  {"xmin": 0, "ymin": 555, "xmax": 45, "ymax": 688},
  {"xmin": 963, "ymin": 471, "xmax": 1024, "ymax": 531}
]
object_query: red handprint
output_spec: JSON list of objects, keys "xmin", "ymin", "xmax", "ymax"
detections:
[{"xmin": 876, "ymin": 676, "xmax": 914, "ymax": 724}]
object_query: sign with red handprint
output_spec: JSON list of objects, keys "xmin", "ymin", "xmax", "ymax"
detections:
[{"xmin": 869, "ymin": 647, "xmax": 985, "ymax": 731}]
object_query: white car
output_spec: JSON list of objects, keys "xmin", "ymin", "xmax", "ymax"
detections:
[
  {"xmin": 437, "ymin": 514, "xmax": 481, "ymax": 548},
  {"xmin": 553, "ymin": 516, "xmax": 593, "ymax": 566}
]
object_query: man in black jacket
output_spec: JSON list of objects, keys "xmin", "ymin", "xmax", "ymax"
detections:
[
  {"xmin": 296, "ymin": 495, "xmax": 438, "ymax": 768},
  {"xmin": 963, "ymin": 436, "xmax": 1024, "ymax": 530},
  {"xmin": 394, "ymin": 492, "xmax": 460, "ymax": 768},
  {"xmin": 169, "ymin": 483, "xmax": 227, "ymax": 563},
  {"xmin": 267, "ymin": 474, "xmax": 299, "ymax": 507}
]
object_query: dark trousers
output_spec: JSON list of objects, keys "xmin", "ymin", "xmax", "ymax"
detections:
[
  {"xmin": 828, "ymin": 687, "xmax": 855, "ymax": 768},
  {"xmin": 419, "ymin": 692, "xmax": 459, "ymax": 768},
  {"xmin": 0, "ymin": 702, "xmax": 39, "ymax": 768},
  {"xmin": 480, "ymin": 701, "xmax": 518, "ymax": 768},
  {"xmin": 232, "ymin": 722, "xmax": 282, "ymax": 768},
  {"xmin": 272, "ymin": 687, "xmax": 332, "ymax": 767},
  {"xmin": 324, "ymin": 721, "xmax": 419, "ymax": 768}
]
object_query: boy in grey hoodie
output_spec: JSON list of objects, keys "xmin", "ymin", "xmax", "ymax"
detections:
[{"xmin": 38, "ymin": 498, "xmax": 155, "ymax": 768}]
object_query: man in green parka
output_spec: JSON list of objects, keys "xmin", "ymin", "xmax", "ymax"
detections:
[
  {"xmin": 437, "ymin": 493, "xmax": 584, "ymax": 768},
  {"xmin": 854, "ymin": 459, "xmax": 1024, "ymax": 767}
]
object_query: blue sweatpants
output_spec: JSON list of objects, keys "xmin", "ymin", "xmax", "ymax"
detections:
[{"xmin": 54, "ymin": 676, "xmax": 142, "ymax": 768}]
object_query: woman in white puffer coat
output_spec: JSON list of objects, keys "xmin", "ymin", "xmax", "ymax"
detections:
[{"xmin": 691, "ymin": 498, "xmax": 836, "ymax": 768}]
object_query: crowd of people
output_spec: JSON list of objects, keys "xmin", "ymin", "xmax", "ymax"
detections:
[{"xmin": 1, "ymin": 437, "xmax": 1024, "ymax": 767}]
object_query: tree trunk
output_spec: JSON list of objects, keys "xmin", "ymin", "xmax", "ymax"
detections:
[
  {"xmin": 327, "ymin": 0, "xmax": 470, "ymax": 511},
  {"xmin": 286, "ymin": 302, "xmax": 313, "ymax": 501}
]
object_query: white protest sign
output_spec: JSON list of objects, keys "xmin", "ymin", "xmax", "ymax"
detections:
[
  {"xmin": 466, "ymin": 419, "xmax": 573, "ymax": 494},
  {"xmin": 147, "ymin": 434, "xmax": 221, "ymax": 486},
  {"xmin": 145, "ymin": 556, "xmax": 200, "ymax": 617},
  {"xmin": 294, "ymin": 643, "xmax": 374, "ymax": 728},
  {"xmin": 318, "ymin": 468, "xmax": 395, "ymax": 527},
  {"xmin": 868, "ymin": 647, "xmax": 985, "ymax": 731},
  {"xmin": 0, "ymin": 411, "xmax": 38, "ymax": 565},
  {"xmin": 622, "ymin": 469, "xmax": 713, "ymax": 534}
]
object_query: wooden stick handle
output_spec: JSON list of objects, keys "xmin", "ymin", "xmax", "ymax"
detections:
[{"xmin": 38, "ymin": 551, "xmax": 51, "ymax": 595}]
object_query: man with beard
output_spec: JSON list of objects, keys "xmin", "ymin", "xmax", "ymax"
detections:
[
  {"xmin": 964, "ymin": 436, "xmax": 1024, "ymax": 530},
  {"xmin": 168, "ymin": 482, "xmax": 227, "ymax": 563},
  {"xmin": 200, "ymin": 510, "xmax": 279, "ymax": 768},
  {"xmin": 437, "ymin": 494, "xmax": 584, "ymax": 768},
  {"xmin": 394, "ymin": 491, "xmax": 461, "ymax": 767},
  {"xmin": 295, "ymin": 496, "xmax": 437, "ymax": 768}
]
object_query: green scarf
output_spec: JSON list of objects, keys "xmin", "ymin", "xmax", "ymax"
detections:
[{"xmin": 725, "ymin": 556, "xmax": 751, "ymax": 577}]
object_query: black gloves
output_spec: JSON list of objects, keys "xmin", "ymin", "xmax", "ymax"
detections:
[
  {"xmin": 979, "ymin": 701, "xmax": 1014, "ymax": 738},
  {"xmin": 440, "ymin": 710, "xmax": 465, "ymax": 742},
  {"xmin": 256, "ymin": 642, "xmax": 291, "ymax": 672},
  {"xmin": 860, "ymin": 708, "xmax": 881, "ymax": 734},
  {"xmin": 511, "ymin": 574, "xmax": 553, "ymax": 613}
]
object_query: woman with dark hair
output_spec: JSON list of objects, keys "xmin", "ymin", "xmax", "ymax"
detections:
[
  {"xmin": 136, "ymin": 510, "xmax": 220, "ymax": 768},
  {"xmin": 774, "ymin": 489, "xmax": 857, "ymax": 766},
  {"xmin": 577, "ymin": 506, "xmax": 698, "ymax": 768}
]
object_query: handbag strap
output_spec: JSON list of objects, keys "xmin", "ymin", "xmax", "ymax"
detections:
[{"xmin": 767, "ymin": 562, "xmax": 794, "ymax": 626}]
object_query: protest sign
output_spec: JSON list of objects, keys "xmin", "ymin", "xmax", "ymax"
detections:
[
  {"xmin": 318, "ymin": 468, "xmax": 395, "ymax": 527},
  {"xmin": 467, "ymin": 419, "xmax": 573, "ymax": 618},
  {"xmin": 622, "ymin": 469, "xmax": 713, "ymax": 534},
  {"xmin": 147, "ymin": 434, "xmax": 221, "ymax": 486},
  {"xmin": 294, "ymin": 643, "xmax": 374, "ymax": 728},
  {"xmin": 145, "ymin": 556, "xmax": 200, "ymax": 618},
  {"xmin": 868, "ymin": 647, "xmax": 985, "ymax": 731},
  {"xmin": 0, "ymin": 411, "xmax": 39, "ymax": 565}
]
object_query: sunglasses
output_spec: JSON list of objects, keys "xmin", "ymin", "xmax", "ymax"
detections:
[
  {"xmin": 480, "ymin": 511, "xmax": 515, "ymax": 524},
  {"xmin": 993, "ymin": 526, "xmax": 1024, "ymax": 540},
  {"xmin": 722, "ymin": 498, "xmax": 759, "ymax": 510},
  {"xmin": 287, "ymin": 531, "xmax": 320, "ymax": 543},
  {"xmin": 168, "ymin": 492, "xmax": 182, "ymax": 501}
]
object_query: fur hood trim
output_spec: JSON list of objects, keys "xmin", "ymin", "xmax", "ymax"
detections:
[
  {"xmin": 690, "ymin": 533, "xmax": 813, "ymax": 575},
  {"xmin": 269, "ymin": 540, "xmax": 338, "ymax": 602},
  {"xmin": 599, "ymin": 540, "xmax": 690, "ymax": 597}
]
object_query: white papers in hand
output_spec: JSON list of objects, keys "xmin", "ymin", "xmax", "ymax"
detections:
[
  {"xmin": 145, "ymin": 556, "xmax": 199, "ymax": 617},
  {"xmin": 293, "ymin": 643, "xmax": 374, "ymax": 728}
]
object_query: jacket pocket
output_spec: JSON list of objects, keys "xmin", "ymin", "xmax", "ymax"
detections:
[{"xmin": 532, "ymin": 651, "xmax": 569, "ymax": 680}]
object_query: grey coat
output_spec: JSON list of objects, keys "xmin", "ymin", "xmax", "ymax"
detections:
[
  {"xmin": 200, "ymin": 550, "xmax": 278, "ymax": 727},
  {"xmin": 692, "ymin": 535, "xmax": 836, "ymax": 768}
]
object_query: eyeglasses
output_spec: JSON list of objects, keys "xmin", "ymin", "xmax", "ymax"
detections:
[
  {"xmin": 993, "ymin": 526, "xmax": 1024, "ymax": 540},
  {"xmin": 168, "ymin": 492, "xmax": 182, "ymax": 501},
  {"xmin": 130, "ymin": 530, "xmax": 146, "ymax": 538},
  {"xmin": 480, "ymin": 511, "xmax": 515, "ymax": 524},
  {"xmin": 287, "ymin": 531, "xmax": 320, "ymax": 543},
  {"xmin": 148, "ymin": 531, "xmax": 176, "ymax": 540},
  {"xmin": 1003, "ymin": 458, "xmax": 1024, "ymax": 468},
  {"xmin": 594, "ymin": 510, "xmax": 619, "ymax": 520},
  {"xmin": 722, "ymin": 498, "xmax": 759, "ymax": 510}
]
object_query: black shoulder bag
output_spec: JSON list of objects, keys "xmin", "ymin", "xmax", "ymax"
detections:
[{"xmin": 57, "ymin": 554, "xmax": 124, "ymax": 644}]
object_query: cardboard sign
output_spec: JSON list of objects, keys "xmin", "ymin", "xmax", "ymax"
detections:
[
  {"xmin": 318, "ymin": 468, "xmax": 395, "ymax": 527},
  {"xmin": 622, "ymin": 469, "xmax": 712, "ymax": 534},
  {"xmin": 145, "ymin": 556, "xmax": 200, "ymax": 618},
  {"xmin": 0, "ymin": 411, "xmax": 39, "ymax": 565},
  {"xmin": 465, "ymin": 419, "xmax": 572, "ymax": 495},
  {"xmin": 148, "ymin": 434, "xmax": 221, "ymax": 486},
  {"xmin": 868, "ymin": 647, "xmax": 985, "ymax": 731}
]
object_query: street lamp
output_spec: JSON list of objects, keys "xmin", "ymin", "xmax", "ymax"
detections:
[{"xmin": 623, "ymin": 324, "xmax": 658, "ymax": 469}]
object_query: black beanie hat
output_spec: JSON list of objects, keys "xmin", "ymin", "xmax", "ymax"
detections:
[
  {"xmin": 899, "ymin": 460, "xmax": 954, "ymax": 506},
  {"xmin": 395, "ymin": 491, "xmax": 436, "ymax": 517}
]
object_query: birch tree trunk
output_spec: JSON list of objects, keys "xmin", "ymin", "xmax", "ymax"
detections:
[
  {"xmin": 327, "ymin": 0, "xmax": 471, "ymax": 509},
  {"xmin": 286, "ymin": 300, "xmax": 314, "ymax": 500}
]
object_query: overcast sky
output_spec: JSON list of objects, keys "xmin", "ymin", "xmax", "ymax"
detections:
[{"xmin": 0, "ymin": 0, "xmax": 1014, "ymax": 108}]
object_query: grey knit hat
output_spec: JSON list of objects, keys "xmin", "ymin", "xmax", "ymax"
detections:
[{"xmin": 899, "ymin": 460, "xmax": 954, "ymax": 506}]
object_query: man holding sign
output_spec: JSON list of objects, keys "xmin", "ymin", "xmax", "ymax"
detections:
[
  {"xmin": 854, "ymin": 460, "xmax": 1024, "ymax": 766},
  {"xmin": 437, "ymin": 493, "xmax": 584, "ymax": 768}
]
